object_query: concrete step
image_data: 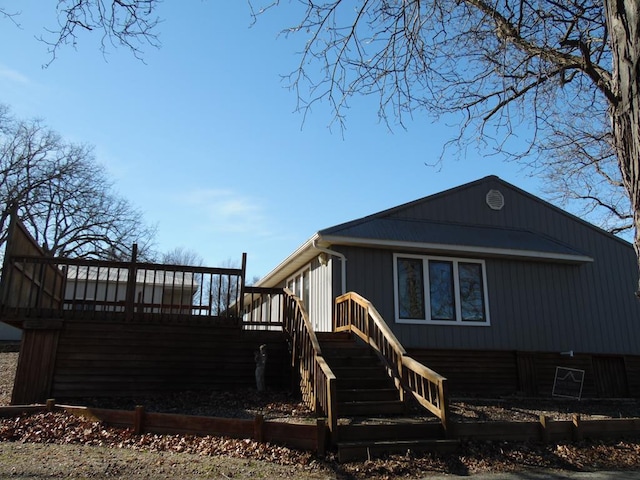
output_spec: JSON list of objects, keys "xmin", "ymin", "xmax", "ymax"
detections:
[{"xmin": 337, "ymin": 438, "xmax": 460, "ymax": 462}]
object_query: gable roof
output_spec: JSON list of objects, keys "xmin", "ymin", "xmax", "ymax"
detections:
[
  {"xmin": 319, "ymin": 218, "xmax": 591, "ymax": 261},
  {"xmin": 257, "ymin": 175, "xmax": 618, "ymax": 287}
]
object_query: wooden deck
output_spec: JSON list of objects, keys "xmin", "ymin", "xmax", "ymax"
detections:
[{"xmin": 0, "ymin": 215, "xmax": 453, "ymax": 455}]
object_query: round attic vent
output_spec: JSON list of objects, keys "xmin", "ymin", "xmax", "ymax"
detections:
[{"xmin": 486, "ymin": 189, "xmax": 505, "ymax": 210}]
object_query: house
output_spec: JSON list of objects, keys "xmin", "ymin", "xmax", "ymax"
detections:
[
  {"xmin": 64, "ymin": 265, "xmax": 199, "ymax": 315},
  {"xmin": 255, "ymin": 175, "xmax": 640, "ymax": 396}
]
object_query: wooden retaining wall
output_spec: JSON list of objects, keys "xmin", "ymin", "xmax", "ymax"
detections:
[
  {"xmin": 12, "ymin": 317, "xmax": 292, "ymax": 404},
  {"xmin": 450, "ymin": 416, "xmax": 640, "ymax": 443},
  {"xmin": 0, "ymin": 401, "xmax": 326, "ymax": 455},
  {"xmin": 408, "ymin": 348, "xmax": 640, "ymax": 398},
  {"xmin": 2, "ymin": 403, "xmax": 640, "ymax": 457}
]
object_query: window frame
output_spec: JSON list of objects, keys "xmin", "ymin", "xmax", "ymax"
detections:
[{"xmin": 393, "ymin": 253, "xmax": 490, "ymax": 326}]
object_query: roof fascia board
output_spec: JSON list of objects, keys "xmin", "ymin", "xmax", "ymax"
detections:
[
  {"xmin": 487, "ymin": 178, "xmax": 633, "ymax": 248},
  {"xmin": 319, "ymin": 176, "xmax": 494, "ymax": 236},
  {"xmin": 320, "ymin": 176, "xmax": 632, "ymax": 249},
  {"xmin": 319, "ymin": 234, "xmax": 594, "ymax": 264},
  {"xmin": 256, "ymin": 234, "xmax": 320, "ymax": 287}
]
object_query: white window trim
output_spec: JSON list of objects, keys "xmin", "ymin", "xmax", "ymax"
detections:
[{"xmin": 393, "ymin": 253, "xmax": 491, "ymax": 326}]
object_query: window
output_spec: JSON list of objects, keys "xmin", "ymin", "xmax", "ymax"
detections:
[{"xmin": 394, "ymin": 254, "xmax": 489, "ymax": 325}]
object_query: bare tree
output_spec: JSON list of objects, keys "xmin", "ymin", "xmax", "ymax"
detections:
[
  {"xmin": 208, "ymin": 258, "xmax": 242, "ymax": 316},
  {"xmin": 252, "ymin": 1, "xmax": 640, "ymax": 287},
  {"xmin": 161, "ymin": 247, "xmax": 204, "ymax": 266},
  {"xmin": 16, "ymin": 1, "xmax": 162, "ymax": 65},
  {"xmin": 0, "ymin": 107, "xmax": 156, "ymax": 260},
  {"xmin": 535, "ymin": 102, "xmax": 632, "ymax": 235}
]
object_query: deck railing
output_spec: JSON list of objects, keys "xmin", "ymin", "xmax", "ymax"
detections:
[
  {"xmin": 244, "ymin": 287, "xmax": 337, "ymax": 433},
  {"xmin": 334, "ymin": 292, "xmax": 450, "ymax": 431},
  {"xmin": 0, "ymin": 248, "xmax": 247, "ymax": 323},
  {"xmin": 242, "ymin": 286, "xmax": 285, "ymax": 330},
  {"xmin": 282, "ymin": 288, "xmax": 337, "ymax": 434}
]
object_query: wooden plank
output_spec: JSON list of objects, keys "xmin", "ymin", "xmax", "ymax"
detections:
[
  {"xmin": 450, "ymin": 421, "xmax": 541, "ymax": 441},
  {"xmin": 264, "ymin": 421, "xmax": 319, "ymax": 450},
  {"xmin": 516, "ymin": 352, "xmax": 538, "ymax": 396},
  {"xmin": 43, "ymin": 318, "xmax": 292, "ymax": 398},
  {"xmin": 593, "ymin": 356, "xmax": 629, "ymax": 397},
  {"xmin": 579, "ymin": 418, "xmax": 640, "ymax": 437},
  {"xmin": 58, "ymin": 406, "xmax": 135, "ymax": 427},
  {"xmin": 624, "ymin": 356, "xmax": 640, "ymax": 396},
  {"xmin": 0, "ymin": 405, "xmax": 47, "ymax": 418},
  {"xmin": 11, "ymin": 329, "xmax": 60, "ymax": 404},
  {"xmin": 144, "ymin": 412, "xmax": 254, "ymax": 437}
]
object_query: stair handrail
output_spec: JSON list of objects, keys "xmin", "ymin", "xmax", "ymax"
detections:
[
  {"xmin": 282, "ymin": 288, "xmax": 337, "ymax": 434},
  {"xmin": 334, "ymin": 291, "xmax": 450, "ymax": 431}
]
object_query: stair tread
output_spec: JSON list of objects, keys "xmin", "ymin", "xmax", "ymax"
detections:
[
  {"xmin": 339, "ymin": 387, "xmax": 397, "ymax": 393},
  {"xmin": 338, "ymin": 438, "xmax": 458, "ymax": 447},
  {"xmin": 339, "ymin": 399, "xmax": 403, "ymax": 405}
]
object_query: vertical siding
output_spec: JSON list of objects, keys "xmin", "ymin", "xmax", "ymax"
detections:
[
  {"xmin": 274, "ymin": 258, "xmax": 334, "ymax": 332},
  {"xmin": 334, "ymin": 178, "xmax": 640, "ymax": 355},
  {"xmin": 309, "ymin": 257, "xmax": 333, "ymax": 332},
  {"xmin": 12, "ymin": 327, "xmax": 60, "ymax": 404}
]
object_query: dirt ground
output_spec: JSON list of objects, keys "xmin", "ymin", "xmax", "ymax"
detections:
[{"xmin": 3, "ymin": 350, "xmax": 640, "ymax": 479}]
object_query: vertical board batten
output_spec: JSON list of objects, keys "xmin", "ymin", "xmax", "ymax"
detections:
[{"xmin": 11, "ymin": 327, "xmax": 60, "ymax": 404}]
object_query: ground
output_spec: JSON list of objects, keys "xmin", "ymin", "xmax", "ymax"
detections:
[{"xmin": 2, "ymin": 350, "xmax": 640, "ymax": 479}]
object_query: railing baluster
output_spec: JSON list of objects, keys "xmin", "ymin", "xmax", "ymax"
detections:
[
  {"xmin": 334, "ymin": 292, "xmax": 449, "ymax": 430},
  {"xmin": 5, "ymin": 253, "xmax": 247, "ymax": 323}
]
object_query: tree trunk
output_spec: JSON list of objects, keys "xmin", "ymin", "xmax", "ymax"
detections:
[{"xmin": 605, "ymin": 0, "xmax": 640, "ymax": 292}]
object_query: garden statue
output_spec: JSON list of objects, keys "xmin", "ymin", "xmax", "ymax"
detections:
[{"xmin": 254, "ymin": 344, "xmax": 267, "ymax": 392}]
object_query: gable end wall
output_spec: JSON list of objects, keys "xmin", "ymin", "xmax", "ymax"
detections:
[{"xmin": 334, "ymin": 178, "xmax": 640, "ymax": 355}]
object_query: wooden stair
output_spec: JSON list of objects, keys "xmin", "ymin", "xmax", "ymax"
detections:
[{"xmin": 317, "ymin": 332, "xmax": 459, "ymax": 461}]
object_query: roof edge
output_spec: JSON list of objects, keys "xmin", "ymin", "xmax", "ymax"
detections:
[
  {"xmin": 256, "ymin": 233, "xmax": 320, "ymax": 287},
  {"xmin": 320, "ymin": 234, "xmax": 594, "ymax": 264}
]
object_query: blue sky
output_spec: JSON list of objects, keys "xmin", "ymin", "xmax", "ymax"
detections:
[{"xmin": 0, "ymin": 2, "xmax": 542, "ymax": 280}]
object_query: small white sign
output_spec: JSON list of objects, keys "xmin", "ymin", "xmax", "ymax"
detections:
[{"xmin": 552, "ymin": 366, "xmax": 585, "ymax": 400}]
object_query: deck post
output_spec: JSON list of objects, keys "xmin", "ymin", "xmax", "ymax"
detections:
[
  {"xmin": 539, "ymin": 414, "xmax": 551, "ymax": 443},
  {"xmin": 0, "ymin": 205, "xmax": 18, "ymax": 306},
  {"xmin": 125, "ymin": 244, "xmax": 138, "ymax": 321},
  {"xmin": 572, "ymin": 414, "xmax": 583, "ymax": 441},
  {"xmin": 238, "ymin": 252, "xmax": 247, "ymax": 322},
  {"xmin": 440, "ymin": 378, "xmax": 450, "ymax": 435},
  {"xmin": 134, "ymin": 405, "xmax": 145, "ymax": 434},
  {"xmin": 253, "ymin": 414, "xmax": 264, "ymax": 442}
]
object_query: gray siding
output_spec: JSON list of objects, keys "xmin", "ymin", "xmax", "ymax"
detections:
[{"xmin": 332, "ymin": 178, "xmax": 640, "ymax": 355}]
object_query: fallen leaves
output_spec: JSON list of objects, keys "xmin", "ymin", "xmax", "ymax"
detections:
[
  {"xmin": 0, "ymin": 411, "xmax": 314, "ymax": 467},
  {"xmin": 3, "ymin": 411, "xmax": 640, "ymax": 478}
]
